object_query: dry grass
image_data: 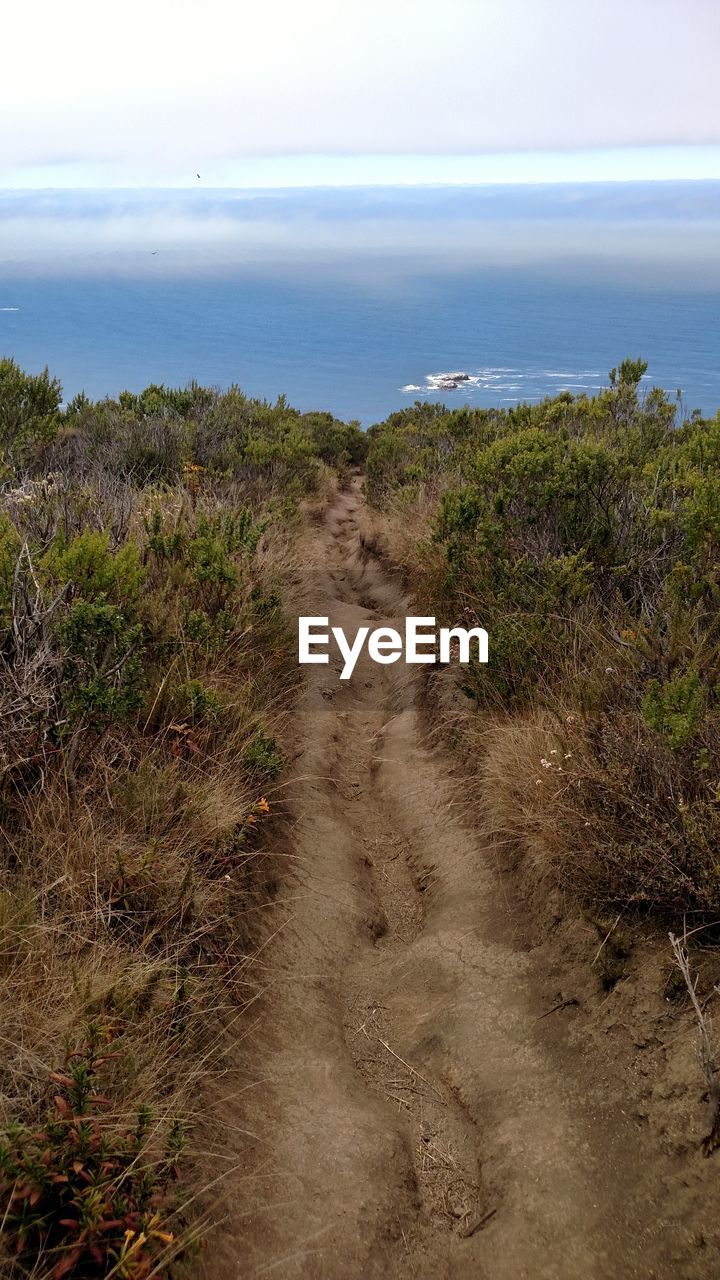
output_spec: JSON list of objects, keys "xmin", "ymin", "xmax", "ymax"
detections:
[
  {"xmin": 0, "ymin": 490, "xmax": 318, "ymax": 1277},
  {"xmin": 0, "ymin": 687, "xmax": 292, "ymax": 1277},
  {"xmin": 423, "ymin": 694, "xmax": 720, "ymax": 918},
  {"xmin": 355, "ymin": 482, "xmax": 445, "ymax": 591}
]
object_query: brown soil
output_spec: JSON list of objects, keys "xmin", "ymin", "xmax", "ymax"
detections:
[{"xmin": 198, "ymin": 476, "xmax": 719, "ymax": 1280}]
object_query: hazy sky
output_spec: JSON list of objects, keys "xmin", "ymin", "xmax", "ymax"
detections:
[
  {"xmin": 2, "ymin": 185, "xmax": 720, "ymax": 287},
  {"xmin": 3, "ymin": 0, "xmax": 720, "ymax": 186}
]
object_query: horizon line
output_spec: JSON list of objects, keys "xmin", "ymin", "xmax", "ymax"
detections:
[
  {"xmin": 5, "ymin": 145, "xmax": 720, "ymax": 190},
  {"xmin": 5, "ymin": 177, "xmax": 720, "ymax": 196}
]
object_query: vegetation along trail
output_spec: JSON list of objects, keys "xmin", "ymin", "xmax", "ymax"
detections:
[{"xmin": 204, "ymin": 475, "xmax": 687, "ymax": 1280}]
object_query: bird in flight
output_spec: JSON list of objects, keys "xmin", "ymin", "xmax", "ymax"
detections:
[{"xmin": 196, "ymin": 173, "xmax": 201, "ymax": 179}]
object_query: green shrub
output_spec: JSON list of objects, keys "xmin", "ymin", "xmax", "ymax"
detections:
[
  {"xmin": 44, "ymin": 530, "xmax": 145, "ymax": 607},
  {"xmin": 0, "ymin": 357, "xmax": 62, "ymax": 461},
  {"xmin": 60, "ymin": 601, "xmax": 145, "ymax": 726},
  {"xmin": 241, "ymin": 728, "xmax": 284, "ymax": 779},
  {"xmin": 0, "ymin": 1024, "xmax": 181, "ymax": 1280},
  {"xmin": 172, "ymin": 678, "xmax": 224, "ymax": 725},
  {"xmin": 642, "ymin": 671, "xmax": 705, "ymax": 751}
]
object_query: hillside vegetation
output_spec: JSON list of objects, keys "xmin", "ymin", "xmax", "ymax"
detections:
[
  {"xmin": 3, "ymin": 351, "xmax": 720, "ymax": 1275},
  {"xmin": 366, "ymin": 359, "xmax": 720, "ymax": 916},
  {"xmin": 0, "ymin": 358, "xmax": 364, "ymax": 1278}
]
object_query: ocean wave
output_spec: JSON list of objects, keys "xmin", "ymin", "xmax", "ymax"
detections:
[
  {"xmin": 404, "ymin": 366, "xmax": 626, "ymax": 401},
  {"xmin": 543, "ymin": 370, "xmax": 604, "ymax": 379}
]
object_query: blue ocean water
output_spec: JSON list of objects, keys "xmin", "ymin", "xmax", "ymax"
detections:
[{"xmin": 1, "ymin": 184, "xmax": 720, "ymax": 425}]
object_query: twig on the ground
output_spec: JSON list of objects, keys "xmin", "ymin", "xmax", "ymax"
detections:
[
  {"xmin": 538, "ymin": 997, "xmax": 578, "ymax": 1020},
  {"xmin": 377, "ymin": 1038, "xmax": 445, "ymax": 1099},
  {"xmin": 458, "ymin": 1206, "xmax": 497, "ymax": 1238}
]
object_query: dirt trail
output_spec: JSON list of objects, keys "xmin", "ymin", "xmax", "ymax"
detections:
[{"xmin": 202, "ymin": 477, "xmax": 688, "ymax": 1280}]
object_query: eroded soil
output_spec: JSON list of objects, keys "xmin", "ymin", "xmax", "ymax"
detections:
[{"xmin": 199, "ymin": 477, "xmax": 718, "ymax": 1280}]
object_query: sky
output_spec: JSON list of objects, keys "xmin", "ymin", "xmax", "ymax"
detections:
[{"xmin": 2, "ymin": 0, "xmax": 720, "ymax": 188}]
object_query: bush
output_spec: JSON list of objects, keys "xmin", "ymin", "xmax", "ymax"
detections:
[
  {"xmin": 60, "ymin": 601, "xmax": 146, "ymax": 727},
  {"xmin": 241, "ymin": 728, "xmax": 285, "ymax": 780},
  {"xmin": 0, "ymin": 1024, "xmax": 181, "ymax": 1279},
  {"xmin": 366, "ymin": 361, "xmax": 720, "ymax": 913},
  {"xmin": 44, "ymin": 531, "xmax": 145, "ymax": 607},
  {"xmin": 171, "ymin": 677, "xmax": 224, "ymax": 725},
  {"xmin": 642, "ymin": 671, "xmax": 704, "ymax": 751},
  {"xmin": 0, "ymin": 357, "xmax": 62, "ymax": 462}
]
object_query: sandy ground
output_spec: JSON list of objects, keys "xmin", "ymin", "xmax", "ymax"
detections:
[{"xmin": 198, "ymin": 476, "xmax": 719, "ymax": 1280}]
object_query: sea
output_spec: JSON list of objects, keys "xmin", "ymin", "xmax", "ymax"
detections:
[{"xmin": 1, "ymin": 182, "xmax": 720, "ymax": 426}]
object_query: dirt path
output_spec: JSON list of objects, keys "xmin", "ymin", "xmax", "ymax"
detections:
[{"xmin": 202, "ymin": 477, "xmax": 690, "ymax": 1280}]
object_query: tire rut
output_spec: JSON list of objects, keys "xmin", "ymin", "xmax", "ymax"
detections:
[{"xmin": 340, "ymin": 709, "xmax": 489, "ymax": 1253}]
